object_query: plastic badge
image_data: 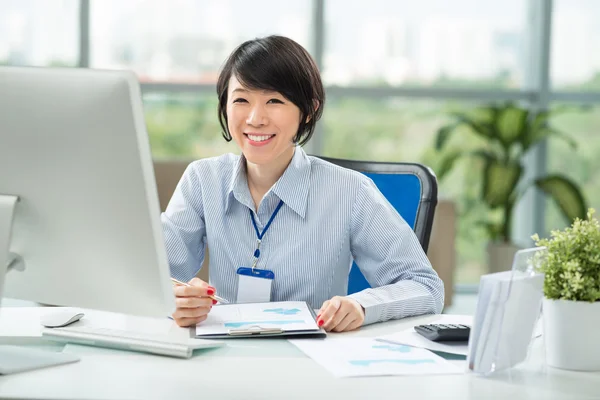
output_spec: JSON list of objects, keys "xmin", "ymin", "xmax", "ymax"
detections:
[{"xmin": 236, "ymin": 267, "xmax": 275, "ymax": 303}]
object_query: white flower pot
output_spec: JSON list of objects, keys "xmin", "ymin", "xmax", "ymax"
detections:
[{"xmin": 543, "ymin": 298, "xmax": 600, "ymax": 371}]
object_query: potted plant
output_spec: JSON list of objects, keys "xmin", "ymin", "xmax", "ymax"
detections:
[
  {"xmin": 532, "ymin": 209, "xmax": 600, "ymax": 371},
  {"xmin": 435, "ymin": 102, "xmax": 587, "ymax": 272}
]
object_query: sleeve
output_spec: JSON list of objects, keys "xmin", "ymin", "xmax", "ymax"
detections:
[
  {"xmin": 160, "ymin": 163, "xmax": 207, "ymax": 282},
  {"xmin": 347, "ymin": 178, "xmax": 445, "ymax": 326}
]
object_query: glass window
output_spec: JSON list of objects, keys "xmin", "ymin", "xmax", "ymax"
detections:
[
  {"xmin": 321, "ymin": 98, "xmax": 487, "ymax": 284},
  {"xmin": 324, "ymin": 0, "xmax": 526, "ymax": 88},
  {"xmin": 551, "ymin": 0, "xmax": 600, "ymax": 90},
  {"xmin": 91, "ymin": 0, "xmax": 312, "ymax": 83},
  {"xmin": 546, "ymin": 105, "xmax": 600, "ymax": 231},
  {"xmin": 144, "ymin": 92, "xmax": 237, "ymax": 159},
  {"xmin": 0, "ymin": 0, "xmax": 79, "ymax": 67}
]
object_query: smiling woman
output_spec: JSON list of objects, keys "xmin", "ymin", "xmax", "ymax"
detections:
[
  {"xmin": 161, "ymin": 35, "xmax": 444, "ymax": 333},
  {"xmin": 215, "ymin": 35, "xmax": 325, "ymax": 209}
]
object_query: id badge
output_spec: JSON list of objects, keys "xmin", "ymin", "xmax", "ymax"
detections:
[{"xmin": 236, "ymin": 267, "xmax": 275, "ymax": 303}]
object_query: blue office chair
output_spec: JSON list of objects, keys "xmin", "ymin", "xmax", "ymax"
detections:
[{"xmin": 317, "ymin": 157, "xmax": 438, "ymax": 295}]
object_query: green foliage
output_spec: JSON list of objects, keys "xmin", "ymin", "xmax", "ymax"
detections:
[
  {"xmin": 532, "ymin": 209, "xmax": 600, "ymax": 302},
  {"xmin": 144, "ymin": 94, "xmax": 233, "ymax": 159},
  {"xmin": 435, "ymin": 102, "xmax": 588, "ymax": 243}
]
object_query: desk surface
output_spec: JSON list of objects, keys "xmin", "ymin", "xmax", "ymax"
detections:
[{"xmin": 1, "ymin": 308, "xmax": 599, "ymax": 400}]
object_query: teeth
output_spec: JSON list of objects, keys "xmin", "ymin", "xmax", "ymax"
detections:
[{"xmin": 248, "ymin": 135, "xmax": 273, "ymax": 142}]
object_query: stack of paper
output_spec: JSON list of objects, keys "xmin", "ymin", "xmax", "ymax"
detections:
[{"xmin": 289, "ymin": 337, "xmax": 463, "ymax": 378}]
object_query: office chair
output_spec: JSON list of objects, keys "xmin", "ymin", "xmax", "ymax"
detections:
[{"xmin": 317, "ymin": 156, "xmax": 438, "ymax": 295}]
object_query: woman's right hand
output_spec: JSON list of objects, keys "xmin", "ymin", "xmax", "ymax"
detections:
[{"xmin": 172, "ymin": 277, "xmax": 217, "ymax": 327}]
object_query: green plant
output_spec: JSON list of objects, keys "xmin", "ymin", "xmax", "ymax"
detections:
[
  {"xmin": 435, "ymin": 102, "xmax": 588, "ymax": 243},
  {"xmin": 532, "ymin": 209, "xmax": 600, "ymax": 302}
]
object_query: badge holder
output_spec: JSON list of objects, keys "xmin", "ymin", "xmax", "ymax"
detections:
[{"xmin": 236, "ymin": 264, "xmax": 275, "ymax": 304}]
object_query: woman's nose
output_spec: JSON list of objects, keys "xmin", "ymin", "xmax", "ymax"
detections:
[{"xmin": 246, "ymin": 105, "xmax": 268, "ymax": 126}]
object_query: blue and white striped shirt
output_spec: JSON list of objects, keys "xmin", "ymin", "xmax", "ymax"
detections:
[{"xmin": 162, "ymin": 147, "xmax": 444, "ymax": 326}]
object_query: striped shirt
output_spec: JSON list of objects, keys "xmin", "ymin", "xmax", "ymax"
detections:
[{"xmin": 161, "ymin": 146, "xmax": 444, "ymax": 326}]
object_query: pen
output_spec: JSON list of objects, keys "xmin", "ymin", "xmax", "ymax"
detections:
[{"xmin": 170, "ymin": 277, "xmax": 230, "ymax": 304}]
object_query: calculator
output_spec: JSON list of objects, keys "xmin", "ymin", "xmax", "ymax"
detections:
[{"xmin": 414, "ymin": 323, "xmax": 470, "ymax": 342}]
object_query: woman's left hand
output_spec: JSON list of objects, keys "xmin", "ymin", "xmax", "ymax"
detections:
[{"xmin": 317, "ymin": 296, "xmax": 365, "ymax": 332}]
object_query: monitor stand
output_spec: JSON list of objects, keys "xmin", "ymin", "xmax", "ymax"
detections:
[{"xmin": 0, "ymin": 194, "xmax": 80, "ymax": 375}]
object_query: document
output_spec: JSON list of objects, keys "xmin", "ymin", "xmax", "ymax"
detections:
[
  {"xmin": 376, "ymin": 315, "xmax": 473, "ymax": 356},
  {"xmin": 195, "ymin": 301, "xmax": 322, "ymax": 338},
  {"xmin": 289, "ymin": 337, "xmax": 463, "ymax": 378}
]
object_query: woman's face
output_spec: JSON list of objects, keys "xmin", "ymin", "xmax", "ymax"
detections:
[{"xmin": 226, "ymin": 75, "xmax": 301, "ymax": 166}]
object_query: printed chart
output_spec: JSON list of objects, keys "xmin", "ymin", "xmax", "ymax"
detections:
[
  {"xmin": 289, "ymin": 338, "xmax": 463, "ymax": 377},
  {"xmin": 195, "ymin": 301, "xmax": 318, "ymax": 336}
]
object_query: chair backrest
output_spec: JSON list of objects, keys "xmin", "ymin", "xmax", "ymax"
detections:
[{"xmin": 317, "ymin": 156, "xmax": 438, "ymax": 295}]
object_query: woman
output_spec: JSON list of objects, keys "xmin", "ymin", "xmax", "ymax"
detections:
[{"xmin": 162, "ymin": 35, "xmax": 444, "ymax": 332}]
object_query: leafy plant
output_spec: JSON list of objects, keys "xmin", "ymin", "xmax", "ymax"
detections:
[
  {"xmin": 532, "ymin": 209, "xmax": 600, "ymax": 302},
  {"xmin": 435, "ymin": 102, "xmax": 587, "ymax": 243}
]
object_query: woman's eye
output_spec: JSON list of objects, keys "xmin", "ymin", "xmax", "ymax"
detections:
[
  {"xmin": 267, "ymin": 98, "xmax": 284, "ymax": 104},
  {"xmin": 232, "ymin": 98, "xmax": 248, "ymax": 103}
]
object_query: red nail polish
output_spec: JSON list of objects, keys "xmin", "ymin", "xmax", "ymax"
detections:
[
  {"xmin": 318, "ymin": 320, "xmax": 324, "ymax": 327},
  {"xmin": 212, "ymin": 299, "xmax": 218, "ymax": 305},
  {"xmin": 207, "ymin": 289, "xmax": 215, "ymax": 295}
]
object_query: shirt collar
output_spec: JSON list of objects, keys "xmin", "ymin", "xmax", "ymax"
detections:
[{"xmin": 225, "ymin": 146, "xmax": 312, "ymax": 218}]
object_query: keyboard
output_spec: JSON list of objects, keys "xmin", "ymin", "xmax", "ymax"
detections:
[{"xmin": 42, "ymin": 326, "xmax": 224, "ymax": 359}]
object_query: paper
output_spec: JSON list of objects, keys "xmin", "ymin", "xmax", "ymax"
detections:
[
  {"xmin": 289, "ymin": 337, "xmax": 462, "ymax": 378},
  {"xmin": 195, "ymin": 301, "xmax": 318, "ymax": 336},
  {"xmin": 376, "ymin": 315, "xmax": 473, "ymax": 356}
]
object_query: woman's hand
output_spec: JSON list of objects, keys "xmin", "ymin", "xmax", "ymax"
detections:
[
  {"xmin": 172, "ymin": 277, "xmax": 217, "ymax": 327},
  {"xmin": 317, "ymin": 296, "xmax": 365, "ymax": 332}
]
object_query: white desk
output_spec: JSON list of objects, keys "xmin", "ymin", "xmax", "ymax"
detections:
[{"xmin": 0, "ymin": 308, "xmax": 599, "ymax": 400}]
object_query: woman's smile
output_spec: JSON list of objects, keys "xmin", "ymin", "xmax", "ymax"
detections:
[{"xmin": 244, "ymin": 133, "xmax": 276, "ymax": 147}]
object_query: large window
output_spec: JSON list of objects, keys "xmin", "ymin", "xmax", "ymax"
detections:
[
  {"xmin": 0, "ymin": 0, "xmax": 79, "ymax": 67},
  {"xmin": 143, "ymin": 93, "xmax": 232, "ymax": 159},
  {"xmin": 546, "ymin": 106, "xmax": 600, "ymax": 231},
  {"xmin": 90, "ymin": 0, "xmax": 311, "ymax": 83},
  {"xmin": 551, "ymin": 0, "xmax": 600, "ymax": 90},
  {"xmin": 324, "ymin": 0, "xmax": 526, "ymax": 88},
  {"xmin": 7, "ymin": 0, "xmax": 600, "ymax": 288}
]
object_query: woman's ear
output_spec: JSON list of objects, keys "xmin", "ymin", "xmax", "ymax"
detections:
[{"xmin": 305, "ymin": 100, "xmax": 320, "ymax": 123}]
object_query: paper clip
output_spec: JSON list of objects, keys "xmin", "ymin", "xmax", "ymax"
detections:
[{"xmin": 228, "ymin": 325, "xmax": 283, "ymax": 336}]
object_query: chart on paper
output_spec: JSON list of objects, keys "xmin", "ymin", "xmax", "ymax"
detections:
[
  {"xmin": 289, "ymin": 338, "xmax": 463, "ymax": 378},
  {"xmin": 195, "ymin": 301, "xmax": 318, "ymax": 336}
]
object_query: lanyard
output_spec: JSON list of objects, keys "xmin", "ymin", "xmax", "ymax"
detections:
[{"xmin": 249, "ymin": 200, "xmax": 284, "ymax": 270}]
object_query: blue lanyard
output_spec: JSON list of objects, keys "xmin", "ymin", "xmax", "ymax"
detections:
[{"xmin": 249, "ymin": 200, "xmax": 284, "ymax": 269}]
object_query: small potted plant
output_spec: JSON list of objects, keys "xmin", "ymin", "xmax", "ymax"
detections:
[{"xmin": 532, "ymin": 209, "xmax": 600, "ymax": 371}]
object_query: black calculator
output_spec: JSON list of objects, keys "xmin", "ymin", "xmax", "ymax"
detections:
[{"xmin": 414, "ymin": 324, "xmax": 470, "ymax": 342}]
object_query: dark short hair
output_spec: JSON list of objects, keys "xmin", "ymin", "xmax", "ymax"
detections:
[{"xmin": 216, "ymin": 35, "xmax": 325, "ymax": 146}]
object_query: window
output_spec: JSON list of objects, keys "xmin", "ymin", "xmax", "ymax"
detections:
[
  {"xmin": 91, "ymin": 0, "xmax": 312, "ymax": 83},
  {"xmin": 546, "ymin": 106, "xmax": 600, "ymax": 231},
  {"xmin": 323, "ymin": 0, "xmax": 526, "ymax": 88},
  {"xmin": 144, "ymin": 92, "xmax": 235, "ymax": 159},
  {"xmin": 551, "ymin": 0, "xmax": 600, "ymax": 90},
  {"xmin": 0, "ymin": 0, "xmax": 79, "ymax": 67},
  {"xmin": 13, "ymin": 1, "xmax": 599, "ymax": 288}
]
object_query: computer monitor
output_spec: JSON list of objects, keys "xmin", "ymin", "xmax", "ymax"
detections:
[{"xmin": 0, "ymin": 66, "xmax": 176, "ymax": 372}]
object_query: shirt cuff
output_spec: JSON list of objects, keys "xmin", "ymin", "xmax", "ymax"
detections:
[{"xmin": 347, "ymin": 290, "xmax": 385, "ymax": 326}]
